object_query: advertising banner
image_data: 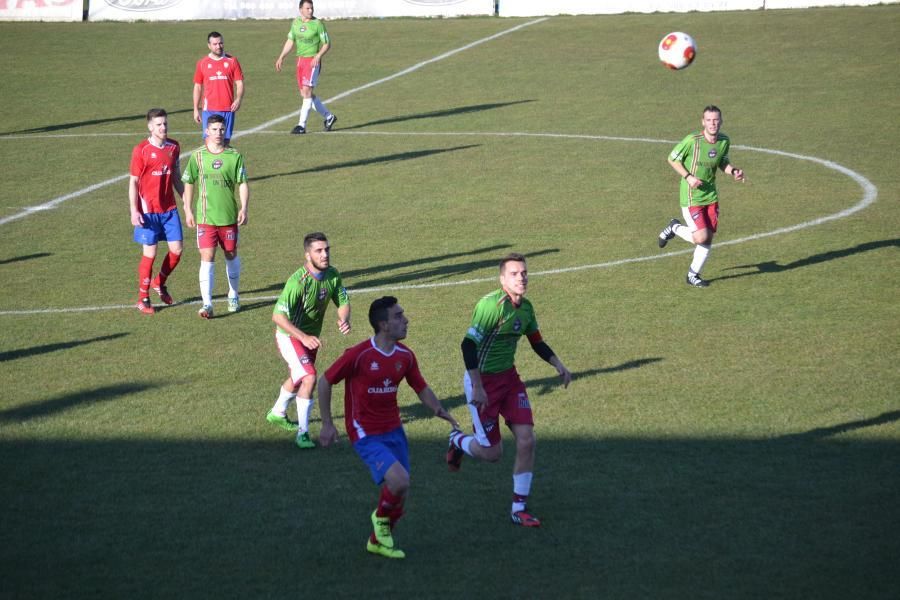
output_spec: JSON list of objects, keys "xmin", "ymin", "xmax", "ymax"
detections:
[
  {"xmin": 498, "ymin": 0, "xmax": 762, "ymax": 17},
  {"xmin": 88, "ymin": 0, "xmax": 494, "ymax": 21},
  {"xmin": 0, "ymin": 0, "xmax": 83, "ymax": 21}
]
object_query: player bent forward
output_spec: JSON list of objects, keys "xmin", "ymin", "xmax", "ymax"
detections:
[
  {"xmin": 318, "ymin": 296, "xmax": 459, "ymax": 559},
  {"xmin": 447, "ymin": 253, "xmax": 572, "ymax": 527}
]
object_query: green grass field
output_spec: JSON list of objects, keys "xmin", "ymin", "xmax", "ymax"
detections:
[{"xmin": 1, "ymin": 7, "xmax": 898, "ymax": 598}]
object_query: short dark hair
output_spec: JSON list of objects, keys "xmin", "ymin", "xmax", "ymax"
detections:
[
  {"xmin": 300, "ymin": 0, "xmax": 313, "ymax": 7},
  {"xmin": 208, "ymin": 31, "xmax": 222, "ymax": 42},
  {"xmin": 369, "ymin": 296, "xmax": 398, "ymax": 334},
  {"xmin": 303, "ymin": 231, "xmax": 328, "ymax": 251},
  {"xmin": 499, "ymin": 252, "xmax": 527, "ymax": 273},
  {"xmin": 146, "ymin": 108, "xmax": 167, "ymax": 121},
  {"xmin": 207, "ymin": 114, "xmax": 226, "ymax": 125},
  {"xmin": 703, "ymin": 105, "xmax": 721, "ymax": 117}
]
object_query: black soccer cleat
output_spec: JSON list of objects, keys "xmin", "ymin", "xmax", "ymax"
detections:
[
  {"xmin": 658, "ymin": 218, "xmax": 680, "ymax": 248},
  {"xmin": 324, "ymin": 114, "xmax": 337, "ymax": 131},
  {"xmin": 290, "ymin": 125, "xmax": 306, "ymax": 135},
  {"xmin": 686, "ymin": 272, "xmax": 710, "ymax": 288}
]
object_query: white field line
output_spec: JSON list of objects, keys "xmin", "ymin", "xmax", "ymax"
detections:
[
  {"xmin": 0, "ymin": 17, "xmax": 548, "ymax": 226},
  {"xmin": 0, "ymin": 139, "xmax": 877, "ymax": 316}
]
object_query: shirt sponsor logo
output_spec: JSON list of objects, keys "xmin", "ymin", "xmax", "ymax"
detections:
[
  {"xmin": 317, "ymin": 289, "xmax": 327, "ymax": 301},
  {"xmin": 212, "ymin": 159, "xmax": 223, "ymax": 170},
  {"xmin": 368, "ymin": 378, "xmax": 398, "ymax": 394},
  {"xmin": 103, "ymin": 0, "xmax": 183, "ymax": 11},
  {"xmin": 708, "ymin": 148, "xmax": 718, "ymax": 158}
]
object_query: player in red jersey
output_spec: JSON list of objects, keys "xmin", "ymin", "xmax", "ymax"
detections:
[
  {"xmin": 318, "ymin": 296, "xmax": 459, "ymax": 559},
  {"xmin": 129, "ymin": 108, "xmax": 184, "ymax": 314},
  {"xmin": 193, "ymin": 31, "xmax": 244, "ymax": 144}
]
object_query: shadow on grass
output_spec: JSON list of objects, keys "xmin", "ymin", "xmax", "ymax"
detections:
[
  {"xmin": 715, "ymin": 238, "xmax": 900, "ymax": 282},
  {"xmin": 0, "ymin": 333, "xmax": 129, "ymax": 363},
  {"xmin": 339, "ymin": 100, "xmax": 537, "ymax": 131},
  {"xmin": 242, "ymin": 243, "xmax": 516, "ymax": 295},
  {"xmin": 0, "ymin": 252, "xmax": 52, "ymax": 266},
  {"xmin": 252, "ymin": 144, "xmax": 479, "ymax": 182},
  {"xmin": 1, "ymin": 432, "xmax": 896, "ymax": 598},
  {"xmin": 0, "ymin": 381, "xmax": 163, "ymax": 423},
  {"xmin": 1, "ymin": 108, "xmax": 193, "ymax": 135},
  {"xmin": 779, "ymin": 409, "xmax": 900, "ymax": 441}
]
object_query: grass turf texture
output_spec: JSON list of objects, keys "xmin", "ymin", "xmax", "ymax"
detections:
[{"xmin": 1, "ymin": 7, "xmax": 899, "ymax": 598}]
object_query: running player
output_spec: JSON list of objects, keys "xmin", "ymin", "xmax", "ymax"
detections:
[
  {"xmin": 274, "ymin": 0, "xmax": 337, "ymax": 134},
  {"xmin": 268, "ymin": 232, "xmax": 351, "ymax": 449},
  {"xmin": 181, "ymin": 114, "xmax": 249, "ymax": 317},
  {"xmin": 193, "ymin": 31, "xmax": 244, "ymax": 145},
  {"xmin": 318, "ymin": 296, "xmax": 459, "ymax": 559},
  {"xmin": 129, "ymin": 108, "xmax": 184, "ymax": 315},
  {"xmin": 657, "ymin": 105, "xmax": 746, "ymax": 287},
  {"xmin": 447, "ymin": 253, "xmax": 572, "ymax": 527}
]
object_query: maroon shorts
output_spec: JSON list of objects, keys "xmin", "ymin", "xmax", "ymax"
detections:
[
  {"xmin": 465, "ymin": 367, "xmax": 533, "ymax": 447},
  {"xmin": 197, "ymin": 224, "xmax": 238, "ymax": 252},
  {"xmin": 685, "ymin": 202, "xmax": 719, "ymax": 232}
]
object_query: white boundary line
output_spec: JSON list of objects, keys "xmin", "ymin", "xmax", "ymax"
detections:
[
  {"xmin": 0, "ymin": 17, "xmax": 549, "ymax": 227},
  {"xmin": 0, "ymin": 135, "xmax": 878, "ymax": 316}
]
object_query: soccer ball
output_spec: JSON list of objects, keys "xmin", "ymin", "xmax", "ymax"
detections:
[{"xmin": 658, "ymin": 32, "xmax": 697, "ymax": 70}]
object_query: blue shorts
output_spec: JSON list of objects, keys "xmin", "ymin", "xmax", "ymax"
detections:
[
  {"xmin": 353, "ymin": 427, "xmax": 410, "ymax": 485},
  {"xmin": 201, "ymin": 110, "xmax": 235, "ymax": 140},
  {"xmin": 133, "ymin": 208, "xmax": 183, "ymax": 246}
]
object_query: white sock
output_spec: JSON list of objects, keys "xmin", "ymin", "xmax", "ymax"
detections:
[
  {"xmin": 272, "ymin": 386, "xmax": 296, "ymax": 415},
  {"xmin": 450, "ymin": 430, "xmax": 476, "ymax": 456},
  {"xmin": 298, "ymin": 98, "xmax": 312, "ymax": 127},
  {"xmin": 296, "ymin": 398, "xmax": 314, "ymax": 433},
  {"xmin": 690, "ymin": 243, "xmax": 711, "ymax": 276},
  {"xmin": 673, "ymin": 223, "xmax": 694, "ymax": 243},
  {"xmin": 512, "ymin": 472, "xmax": 533, "ymax": 513},
  {"xmin": 311, "ymin": 95, "xmax": 331, "ymax": 118},
  {"xmin": 199, "ymin": 261, "xmax": 214, "ymax": 306},
  {"xmin": 225, "ymin": 256, "xmax": 241, "ymax": 299}
]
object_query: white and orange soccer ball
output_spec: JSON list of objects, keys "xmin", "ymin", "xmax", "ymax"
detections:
[{"xmin": 658, "ymin": 32, "xmax": 697, "ymax": 70}]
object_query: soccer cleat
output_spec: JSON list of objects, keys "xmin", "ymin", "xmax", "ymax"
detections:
[
  {"xmin": 266, "ymin": 410, "xmax": 298, "ymax": 432},
  {"xmin": 290, "ymin": 125, "xmax": 306, "ymax": 135},
  {"xmin": 686, "ymin": 272, "xmax": 710, "ymax": 288},
  {"xmin": 295, "ymin": 431, "xmax": 315, "ymax": 449},
  {"xmin": 152, "ymin": 283, "xmax": 174, "ymax": 305},
  {"xmin": 658, "ymin": 218, "xmax": 680, "ymax": 248},
  {"xmin": 198, "ymin": 304, "xmax": 214, "ymax": 319},
  {"xmin": 324, "ymin": 114, "xmax": 337, "ymax": 131},
  {"xmin": 511, "ymin": 510, "xmax": 542, "ymax": 528},
  {"xmin": 370, "ymin": 510, "xmax": 394, "ymax": 548},
  {"xmin": 227, "ymin": 296, "xmax": 240, "ymax": 313},
  {"xmin": 136, "ymin": 298, "xmax": 155, "ymax": 315},
  {"xmin": 366, "ymin": 539, "xmax": 405, "ymax": 559},
  {"xmin": 446, "ymin": 431, "xmax": 464, "ymax": 472}
]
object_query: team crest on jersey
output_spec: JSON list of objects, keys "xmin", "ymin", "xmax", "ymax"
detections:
[
  {"xmin": 370, "ymin": 361, "xmax": 379, "ymax": 371},
  {"xmin": 708, "ymin": 148, "xmax": 718, "ymax": 158},
  {"xmin": 224, "ymin": 62, "xmax": 229, "ymax": 68},
  {"xmin": 395, "ymin": 362, "xmax": 403, "ymax": 373},
  {"xmin": 513, "ymin": 317, "xmax": 522, "ymax": 333},
  {"xmin": 212, "ymin": 159, "xmax": 223, "ymax": 170}
]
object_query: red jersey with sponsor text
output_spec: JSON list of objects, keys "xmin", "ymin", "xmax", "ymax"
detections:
[
  {"xmin": 324, "ymin": 338, "xmax": 428, "ymax": 443},
  {"xmin": 130, "ymin": 138, "xmax": 180, "ymax": 214},
  {"xmin": 193, "ymin": 54, "xmax": 244, "ymax": 111}
]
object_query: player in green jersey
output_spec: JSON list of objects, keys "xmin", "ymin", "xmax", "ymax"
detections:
[
  {"xmin": 274, "ymin": 0, "xmax": 337, "ymax": 135},
  {"xmin": 182, "ymin": 114, "xmax": 249, "ymax": 317},
  {"xmin": 657, "ymin": 105, "xmax": 745, "ymax": 287},
  {"xmin": 447, "ymin": 253, "xmax": 572, "ymax": 527},
  {"xmin": 268, "ymin": 232, "xmax": 351, "ymax": 449}
]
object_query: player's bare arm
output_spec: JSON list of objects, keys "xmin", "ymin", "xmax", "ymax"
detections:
[
  {"xmin": 272, "ymin": 312, "xmax": 321, "ymax": 350},
  {"xmin": 550, "ymin": 356, "xmax": 572, "ymax": 388},
  {"xmin": 336, "ymin": 303, "xmax": 351, "ymax": 335},
  {"xmin": 231, "ymin": 80, "xmax": 244, "ymax": 112},
  {"xmin": 128, "ymin": 175, "xmax": 144, "ymax": 226},
  {"xmin": 182, "ymin": 183, "xmax": 195, "ymax": 228},
  {"xmin": 316, "ymin": 377, "xmax": 339, "ymax": 446},
  {"xmin": 237, "ymin": 182, "xmax": 249, "ymax": 226},
  {"xmin": 669, "ymin": 157, "xmax": 702, "ymax": 189},
  {"xmin": 417, "ymin": 387, "xmax": 460, "ymax": 429},
  {"xmin": 192, "ymin": 83, "xmax": 203, "ymax": 124},
  {"xmin": 275, "ymin": 39, "xmax": 294, "ymax": 71}
]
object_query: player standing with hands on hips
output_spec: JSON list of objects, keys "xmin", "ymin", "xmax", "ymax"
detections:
[
  {"xmin": 447, "ymin": 253, "xmax": 572, "ymax": 528},
  {"xmin": 275, "ymin": 0, "xmax": 337, "ymax": 135},
  {"xmin": 318, "ymin": 296, "xmax": 459, "ymax": 559},
  {"xmin": 657, "ymin": 105, "xmax": 745, "ymax": 287}
]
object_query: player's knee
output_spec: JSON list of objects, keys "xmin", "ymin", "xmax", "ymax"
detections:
[{"xmin": 480, "ymin": 444, "xmax": 503, "ymax": 463}]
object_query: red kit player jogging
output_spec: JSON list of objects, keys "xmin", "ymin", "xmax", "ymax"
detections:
[
  {"xmin": 447, "ymin": 253, "xmax": 572, "ymax": 528},
  {"xmin": 129, "ymin": 108, "xmax": 184, "ymax": 315},
  {"xmin": 317, "ymin": 296, "xmax": 458, "ymax": 559}
]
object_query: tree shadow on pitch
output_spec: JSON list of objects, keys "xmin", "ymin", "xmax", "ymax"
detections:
[
  {"xmin": 1, "ymin": 108, "xmax": 193, "ymax": 136},
  {"xmin": 0, "ymin": 333, "xmax": 129, "ymax": 363},
  {"xmin": 242, "ymin": 244, "xmax": 514, "ymax": 295},
  {"xmin": 340, "ymin": 100, "xmax": 537, "ymax": 131},
  {"xmin": 712, "ymin": 238, "xmax": 900, "ymax": 283},
  {"xmin": 252, "ymin": 145, "xmax": 479, "ymax": 182},
  {"xmin": 0, "ymin": 381, "xmax": 165, "ymax": 424}
]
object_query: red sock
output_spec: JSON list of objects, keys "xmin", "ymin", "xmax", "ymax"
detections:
[
  {"xmin": 376, "ymin": 485, "xmax": 404, "ymax": 518},
  {"xmin": 155, "ymin": 251, "xmax": 182, "ymax": 286},
  {"xmin": 138, "ymin": 256, "xmax": 154, "ymax": 299},
  {"xmin": 390, "ymin": 504, "xmax": 405, "ymax": 530}
]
